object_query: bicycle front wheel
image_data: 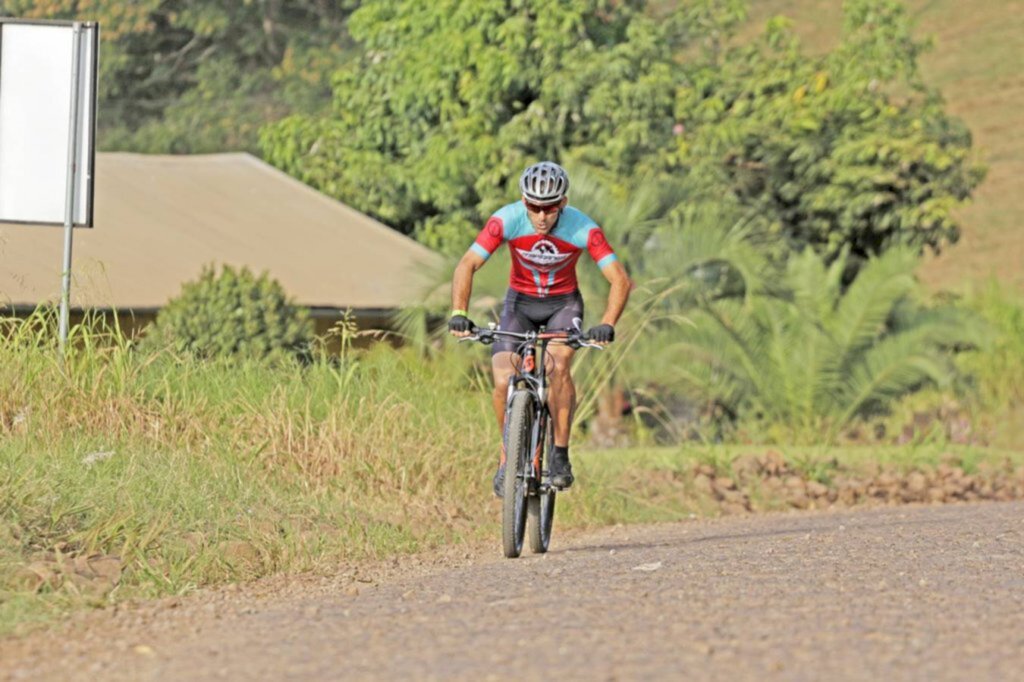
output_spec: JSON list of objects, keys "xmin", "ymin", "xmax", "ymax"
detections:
[
  {"xmin": 502, "ymin": 390, "xmax": 533, "ymax": 558},
  {"xmin": 528, "ymin": 413, "xmax": 555, "ymax": 554}
]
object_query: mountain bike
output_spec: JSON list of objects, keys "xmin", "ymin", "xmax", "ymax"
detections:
[{"xmin": 462, "ymin": 324, "xmax": 602, "ymax": 558}]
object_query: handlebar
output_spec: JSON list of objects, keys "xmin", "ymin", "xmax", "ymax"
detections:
[{"xmin": 458, "ymin": 326, "xmax": 604, "ymax": 350}]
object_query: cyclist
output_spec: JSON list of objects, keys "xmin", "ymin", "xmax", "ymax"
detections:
[{"xmin": 448, "ymin": 161, "xmax": 632, "ymax": 496}]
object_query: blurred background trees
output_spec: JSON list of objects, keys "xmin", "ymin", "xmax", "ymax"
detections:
[
  {"xmin": 0, "ymin": 0, "xmax": 358, "ymax": 152},
  {"xmin": 6, "ymin": 0, "xmax": 1015, "ymax": 444},
  {"xmin": 7, "ymin": 0, "xmax": 981, "ymax": 266}
]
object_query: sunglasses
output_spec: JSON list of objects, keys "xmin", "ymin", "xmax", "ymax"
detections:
[{"xmin": 524, "ymin": 200, "xmax": 561, "ymax": 215}]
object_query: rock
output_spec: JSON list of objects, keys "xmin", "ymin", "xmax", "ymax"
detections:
[
  {"xmin": 87, "ymin": 555, "xmax": 123, "ymax": 585},
  {"xmin": 907, "ymin": 472, "xmax": 928, "ymax": 494},
  {"xmin": 181, "ymin": 532, "xmax": 207, "ymax": 551},
  {"xmin": 65, "ymin": 571, "xmax": 113, "ymax": 598},
  {"xmin": 836, "ymin": 482, "xmax": 859, "ymax": 505},
  {"xmin": 13, "ymin": 561, "xmax": 59, "ymax": 592},
  {"xmin": 219, "ymin": 540, "xmax": 260, "ymax": 566},
  {"xmin": 806, "ymin": 481, "xmax": 829, "ymax": 498},
  {"xmin": 692, "ymin": 473, "xmax": 714, "ymax": 495},
  {"xmin": 81, "ymin": 450, "xmax": 115, "ymax": 467},
  {"xmin": 759, "ymin": 450, "xmax": 786, "ymax": 476},
  {"xmin": 787, "ymin": 491, "xmax": 809, "ymax": 509},
  {"xmin": 720, "ymin": 489, "xmax": 747, "ymax": 506},
  {"xmin": 784, "ymin": 476, "xmax": 806, "ymax": 491},
  {"xmin": 730, "ymin": 455, "xmax": 762, "ymax": 480},
  {"xmin": 715, "ymin": 477, "xmax": 737, "ymax": 491}
]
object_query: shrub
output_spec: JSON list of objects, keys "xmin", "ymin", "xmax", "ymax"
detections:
[
  {"xmin": 143, "ymin": 264, "xmax": 313, "ymax": 361},
  {"xmin": 647, "ymin": 248, "xmax": 983, "ymax": 443},
  {"xmin": 957, "ymin": 282, "xmax": 1024, "ymax": 411}
]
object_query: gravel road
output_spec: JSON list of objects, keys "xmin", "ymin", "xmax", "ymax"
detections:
[{"xmin": 4, "ymin": 502, "xmax": 1024, "ymax": 681}]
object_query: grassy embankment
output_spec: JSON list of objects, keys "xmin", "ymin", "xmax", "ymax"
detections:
[{"xmin": 3, "ymin": 290, "xmax": 1024, "ymax": 636}]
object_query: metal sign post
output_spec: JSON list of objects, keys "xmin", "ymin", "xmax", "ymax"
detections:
[
  {"xmin": 0, "ymin": 18, "xmax": 99, "ymax": 349},
  {"xmin": 58, "ymin": 22, "xmax": 84, "ymax": 350}
]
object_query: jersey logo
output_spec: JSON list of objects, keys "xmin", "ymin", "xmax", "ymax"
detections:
[{"xmin": 515, "ymin": 239, "xmax": 572, "ymax": 271}]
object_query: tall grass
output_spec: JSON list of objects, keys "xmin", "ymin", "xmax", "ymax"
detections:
[
  {"xmin": 951, "ymin": 281, "xmax": 1024, "ymax": 447},
  {"xmin": 0, "ymin": 311, "xmax": 501, "ymax": 632},
  {"xmin": 958, "ymin": 281, "xmax": 1024, "ymax": 410}
]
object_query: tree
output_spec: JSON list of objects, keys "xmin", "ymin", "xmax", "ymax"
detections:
[
  {"xmin": 260, "ymin": 0, "xmax": 704, "ymax": 254},
  {"xmin": 0, "ymin": 0, "xmax": 357, "ymax": 152},
  {"xmin": 674, "ymin": 0, "xmax": 985, "ymax": 273}
]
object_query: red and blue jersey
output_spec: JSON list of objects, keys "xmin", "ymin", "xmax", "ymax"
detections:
[{"xmin": 470, "ymin": 202, "xmax": 618, "ymax": 297}]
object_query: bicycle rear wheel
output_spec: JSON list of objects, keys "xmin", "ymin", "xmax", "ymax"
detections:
[
  {"xmin": 528, "ymin": 413, "xmax": 555, "ymax": 554},
  {"xmin": 502, "ymin": 390, "xmax": 533, "ymax": 558}
]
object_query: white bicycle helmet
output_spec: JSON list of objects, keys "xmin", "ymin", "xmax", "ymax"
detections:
[{"xmin": 519, "ymin": 161, "xmax": 569, "ymax": 205}]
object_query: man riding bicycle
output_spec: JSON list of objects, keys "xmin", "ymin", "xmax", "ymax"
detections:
[{"xmin": 448, "ymin": 161, "xmax": 632, "ymax": 496}]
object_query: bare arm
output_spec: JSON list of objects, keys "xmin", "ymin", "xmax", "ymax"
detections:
[
  {"xmin": 450, "ymin": 250, "xmax": 487, "ymax": 334},
  {"xmin": 598, "ymin": 260, "xmax": 632, "ymax": 327}
]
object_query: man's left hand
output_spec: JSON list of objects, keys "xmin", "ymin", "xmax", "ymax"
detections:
[{"xmin": 586, "ymin": 324, "xmax": 615, "ymax": 344}]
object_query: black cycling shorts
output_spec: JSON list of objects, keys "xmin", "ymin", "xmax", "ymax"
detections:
[{"xmin": 492, "ymin": 288, "xmax": 585, "ymax": 355}]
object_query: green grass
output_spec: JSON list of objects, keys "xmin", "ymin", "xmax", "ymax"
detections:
[{"xmin": 0, "ymin": 314, "xmax": 500, "ymax": 634}]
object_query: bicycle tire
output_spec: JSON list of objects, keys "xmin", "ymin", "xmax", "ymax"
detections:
[
  {"xmin": 502, "ymin": 390, "xmax": 533, "ymax": 558},
  {"xmin": 528, "ymin": 414, "xmax": 556, "ymax": 553}
]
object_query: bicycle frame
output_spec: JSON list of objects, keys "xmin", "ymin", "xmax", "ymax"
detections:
[
  {"xmin": 460, "ymin": 324, "xmax": 601, "ymax": 556},
  {"xmin": 466, "ymin": 325, "xmax": 601, "ymax": 493}
]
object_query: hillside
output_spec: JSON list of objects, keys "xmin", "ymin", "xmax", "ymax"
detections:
[{"xmin": 743, "ymin": 0, "xmax": 1024, "ymax": 292}]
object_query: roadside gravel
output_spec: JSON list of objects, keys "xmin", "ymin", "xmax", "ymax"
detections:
[{"xmin": 3, "ymin": 501, "xmax": 1023, "ymax": 681}]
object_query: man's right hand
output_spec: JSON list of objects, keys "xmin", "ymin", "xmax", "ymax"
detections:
[{"xmin": 448, "ymin": 314, "xmax": 474, "ymax": 337}]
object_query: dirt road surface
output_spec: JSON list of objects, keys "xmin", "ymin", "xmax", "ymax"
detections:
[{"xmin": 3, "ymin": 502, "xmax": 1024, "ymax": 681}]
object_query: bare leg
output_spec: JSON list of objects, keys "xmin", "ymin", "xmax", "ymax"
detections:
[
  {"xmin": 545, "ymin": 345, "xmax": 577, "ymax": 447},
  {"xmin": 490, "ymin": 352, "xmax": 518, "ymax": 436}
]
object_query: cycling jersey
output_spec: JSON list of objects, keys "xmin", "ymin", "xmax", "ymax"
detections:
[{"xmin": 470, "ymin": 202, "xmax": 618, "ymax": 297}]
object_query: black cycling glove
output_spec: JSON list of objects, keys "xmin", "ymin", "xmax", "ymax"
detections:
[
  {"xmin": 587, "ymin": 324, "xmax": 615, "ymax": 343},
  {"xmin": 448, "ymin": 315, "xmax": 474, "ymax": 334}
]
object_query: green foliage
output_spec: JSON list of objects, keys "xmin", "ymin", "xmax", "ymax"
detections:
[
  {"xmin": 260, "ymin": 0, "xmax": 695, "ymax": 249},
  {"xmin": 956, "ymin": 282, "xmax": 1024, "ymax": 411},
  {"xmin": 560, "ymin": 168, "xmax": 773, "ymax": 426},
  {"xmin": 650, "ymin": 247, "xmax": 982, "ymax": 442},
  {"xmin": 143, "ymin": 265, "xmax": 313, "ymax": 361},
  {"xmin": 675, "ymin": 0, "xmax": 985, "ymax": 271},
  {"xmin": 257, "ymin": 0, "xmax": 981, "ymax": 271},
  {"xmin": 0, "ymin": 0, "xmax": 357, "ymax": 152}
]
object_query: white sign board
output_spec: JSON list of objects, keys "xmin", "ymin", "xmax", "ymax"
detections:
[{"xmin": 0, "ymin": 20, "xmax": 98, "ymax": 226}]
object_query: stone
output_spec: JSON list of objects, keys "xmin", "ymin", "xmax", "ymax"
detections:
[
  {"xmin": 806, "ymin": 481, "xmax": 829, "ymax": 497},
  {"xmin": 692, "ymin": 473, "xmax": 714, "ymax": 495},
  {"xmin": 219, "ymin": 540, "xmax": 260, "ymax": 566}
]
